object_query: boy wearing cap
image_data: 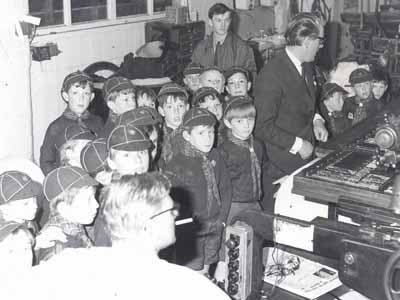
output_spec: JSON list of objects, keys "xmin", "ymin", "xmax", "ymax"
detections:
[
  {"xmin": 183, "ymin": 62, "xmax": 203, "ymax": 95},
  {"xmin": 343, "ymin": 68, "xmax": 381, "ymax": 126},
  {"xmin": 80, "ymin": 138, "xmax": 112, "ymax": 185},
  {"xmin": 100, "ymin": 76, "xmax": 137, "ymax": 138},
  {"xmin": 225, "ymin": 66, "xmax": 252, "ymax": 97},
  {"xmin": 0, "ymin": 171, "xmax": 42, "ymax": 232},
  {"xmin": 157, "ymin": 83, "xmax": 190, "ymax": 165},
  {"xmin": 192, "ymin": 87, "xmax": 223, "ymax": 121},
  {"xmin": 36, "ymin": 166, "xmax": 99, "ymax": 263},
  {"xmin": 40, "ymin": 70, "xmax": 103, "ymax": 176},
  {"xmin": 319, "ymin": 82, "xmax": 351, "ymax": 137},
  {"xmin": 93, "ymin": 124, "xmax": 152, "ymax": 246},
  {"xmin": 165, "ymin": 107, "xmax": 232, "ymax": 275},
  {"xmin": 118, "ymin": 107, "xmax": 162, "ymax": 170},
  {"xmin": 136, "ymin": 86, "xmax": 157, "ymax": 109},
  {"xmin": 57, "ymin": 124, "xmax": 96, "ymax": 168},
  {"xmin": 199, "ymin": 66, "xmax": 225, "ymax": 94}
]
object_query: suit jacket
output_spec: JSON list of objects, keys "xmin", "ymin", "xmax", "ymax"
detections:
[{"xmin": 253, "ymin": 51, "xmax": 316, "ymax": 175}]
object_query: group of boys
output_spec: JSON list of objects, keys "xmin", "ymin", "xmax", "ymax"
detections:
[
  {"xmin": 0, "ymin": 55, "xmax": 266, "ymax": 282},
  {"xmin": 320, "ymin": 67, "xmax": 390, "ymax": 137}
]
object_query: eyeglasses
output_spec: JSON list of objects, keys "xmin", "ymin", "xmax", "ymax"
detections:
[{"xmin": 149, "ymin": 203, "xmax": 180, "ymax": 220}]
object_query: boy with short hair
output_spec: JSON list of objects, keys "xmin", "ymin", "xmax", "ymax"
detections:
[
  {"xmin": 100, "ymin": 76, "xmax": 137, "ymax": 138},
  {"xmin": 224, "ymin": 66, "xmax": 252, "ymax": 97},
  {"xmin": 136, "ymin": 86, "xmax": 157, "ymax": 109},
  {"xmin": 192, "ymin": 87, "xmax": 223, "ymax": 121},
  {"xmin": 165, "ymin": 107, "xmax": 232, "ymax": 275},
  {"xmin": 219, "ymin": 96, "xmax": 267, "ymax": 223},
  {"xmin": 183, "ymin": 62, "xmax": 203, "ymax": 95},
  {"xmin": 343, "ymin": 68, "xmax": 381, "ymax": 126},
  {"xmin": 40, "ymin": 70, "xmax": 103, "ymax": 175},
  {"xmin": 118, "ymin": 107, "xmax": 162, "ymax": 169},
  {"xmin": 157, "ymin": 83, "xmax": 190, "ymax": 165},
  {"xmin": 0, "ymin": 171, "xmax": 42, "ymax": 229},
  {"xmin": 36, "ymin": 166, "xmax": 99, "ymax": 263},
  {"xmin": 319, "ymin": 82, "xmax": 351, "ymax": 137},
  {"xmin": 57, "ymin": 124, "xmax": 96, "ymax": 168},
  {"xmin": 199, "ymin": 66, "xmax": 225, "ymax": 94},
  {"xmin": 372, "ymin": 68, "xmax": 390, "ymax": 105},
  {"xmin": 94, "ymin": 124, "xmax": 152, "ymax": 246}
]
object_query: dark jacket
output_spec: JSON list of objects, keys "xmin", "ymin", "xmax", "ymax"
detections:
[
  {"xmin": 98, "ymin": 111, "xmax": 118, "ymax": 139},
  {"xmin": 40, "ymin": 111, "xmax": 103, "ymax": 175},
  {"xmin": 218, "ymin": 134, "xmax": 268, "ymax": 203},
  {"xmin": 319, "ymin": 103, "xmax": 352, "ymax": 138},
  {"xmin": 254, "ymin": 51, "xmax": 317, "ymax": 175},
  {"xmin": 191, "ymin": 32, "xmax": 257, "ymax": 82},
  {"xmin": 165, "ymin": 148, "xmax": 232, "ymax": 224},
  {"xmin": 343, "ymin": 95, "xmax": 382, "ymax": 126}
]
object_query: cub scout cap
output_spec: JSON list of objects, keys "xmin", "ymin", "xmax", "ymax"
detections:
[
  {"xmin": 56, "ymin": 124, "xmax": 96, "ymax": 149},
  {"xmin": 192, "ymin": 87, "xmax": 219, "ymax": 107},
  {"xmin": 182, "ymin": 107, "xmax": 216, "ymax": 128},
  {"xmin": 80, "ymin": 138, "xmax": 108, "ymax": 174},
  {"xmin": 349, "ymin": 68, "xmax": 373, "ymax": 85},
  {"xmin": 0, "ymin": 171, "xmax": 42, "ymax": 204},
  {"xmin": 321, "ymin": 82, "xmax": 348, "ymax": 100},
  {"xmin": 103, "ymin": 76, "xmax": 135, "ymax": 102},
  {"xmin": 62, "ymin": 70, "xmax": 92, "ymax": 93},
  {"xmin": 118, "ymin": 107, "xmax": 162, "ymax": 127},
  {"xmin": 43, "ymin": 166, "xmax": 98, "ymax": 201},
  {"xmin": 107, "ymin": 125, "xmax": 151, "ymax": 151}
]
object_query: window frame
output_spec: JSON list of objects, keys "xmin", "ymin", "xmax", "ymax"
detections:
[{"xmin": 33, "ymin": 0, "xmax": 167, "ymax": 36}]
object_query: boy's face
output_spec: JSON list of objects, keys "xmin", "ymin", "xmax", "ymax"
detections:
[
  {"xmin": 65, "ymin": 186, "xmax": 98, "ymax": 225},
  {"xmin": 137, "ymin": 93, "xmax": 155, "ymax": 109},
  {"xmin": 353, "ymin": 81, "xmax": 372, "ymax": 100},
  {"xmin": 199, "ymin": 70, "xmax": 225, "ymax": 93},
  {"xmin": 324, "ymin": 92, "xmax": 344, "ymax": 112},
  {"xmin": 0, "ymin": 230, "xmax": 33, "ymax": 271},
  {"xmin": 226, "ymin": 73, "xmax": 250, "ymax": 96},
  {"xmin": 199, "ymin": 95, "xmax": 223, "ymax": 121},
  {"xmin": 158, "ymin": 97, "xmax": 189, "ymax": 129},
  {"xmin": 109, "ymin": 90, "xmax": 136, "ymax": 115},
  {"xmin": 209, "ymin": 11, "xmax": 231, "ymax": 36},
  {"xmin": 183, "ymin": 74, "xmax": 201, "ymax": 92},
  {"xmin": 109, "ymin": 149, "xmax": 149, "ymax": 176},
  {"xmin": 184, "ymin": 125, "xmax": 215, "ymax": 153},
  {"xmin": 63, "ymin": 83, "xmax": 94, "ymax": 117},
  {"xmin": 0, "ymin": 198, "xmax": 38, "ymax": 222},
  {"xmin": 372, "ymin": 81, "xmax": 388, "ymax": 100},
  {"xmin": 63, "ymin": 139, "xmax": 91, "ymax": 168},
  {"xmin": 225, "ymin": 117, "xmax": 255, "ymax": 140}
]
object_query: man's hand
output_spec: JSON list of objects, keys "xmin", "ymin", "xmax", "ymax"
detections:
[
  {"xmin": 313, "ymin": 119, "xmax": 328, "ymax": 142},
  {"xmin": 298, "ymin": 140, "xmax": 314, "ymax": 160}
]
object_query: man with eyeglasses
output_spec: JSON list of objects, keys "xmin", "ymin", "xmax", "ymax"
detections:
[
  {"xmin": 254, "ymin": 13, "xmax": 328, "ymax": 213},
  {"xmin": 6, "ymin": 173, "xmax": 230, "ymax": 300},
  {"xmin": 191, "ymin": 3, "xmax": 257, "ymax": 83}
]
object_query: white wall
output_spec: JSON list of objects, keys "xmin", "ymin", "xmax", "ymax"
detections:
[
  {"xmin": 0, "ymin": 1, "xmax": 33, "ymax": 160},
  {"xmin": 31, "ymin": 21, "xmax": 150, "ymax": 163}
]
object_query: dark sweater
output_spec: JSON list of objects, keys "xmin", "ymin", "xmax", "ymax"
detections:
[
  {"xmin": 218, "ymin": 134, "xmax": 268, "ymax": 203},
  {"xmin": 40, "ymin": 111, "xmax": 103, "ymax": 175},
  {"xmin": 165, "ymin": 148, "xmax": 232, "ymax": 224}
]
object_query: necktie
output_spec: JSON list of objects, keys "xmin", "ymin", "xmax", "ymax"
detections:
[{"xmin": 214, "ymin": 42, "xmax": 221, "ymax": 66}]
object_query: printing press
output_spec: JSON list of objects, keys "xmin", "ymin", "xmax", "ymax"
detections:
[{"xmin": 227, "ymin": 103, "xmax": 400, "ymax": 300}]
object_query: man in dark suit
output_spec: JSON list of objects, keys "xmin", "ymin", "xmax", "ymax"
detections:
[{"xmin": 254, "ymin": 14, "xmax": 328, "ymax": 213}]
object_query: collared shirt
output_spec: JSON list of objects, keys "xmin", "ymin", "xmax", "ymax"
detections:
[{"xmin": 285, "ymin": 48, "xmax": 325, "ymax": 154}]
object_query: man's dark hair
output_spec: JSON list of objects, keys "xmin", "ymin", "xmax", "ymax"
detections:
[
  {"xmin": 208, "ymin": 3, "xmax": 232, "ymax": 19},
  {"xmin": 285, "ymin": 17, "xmax": 321, "ymax": 46}
]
